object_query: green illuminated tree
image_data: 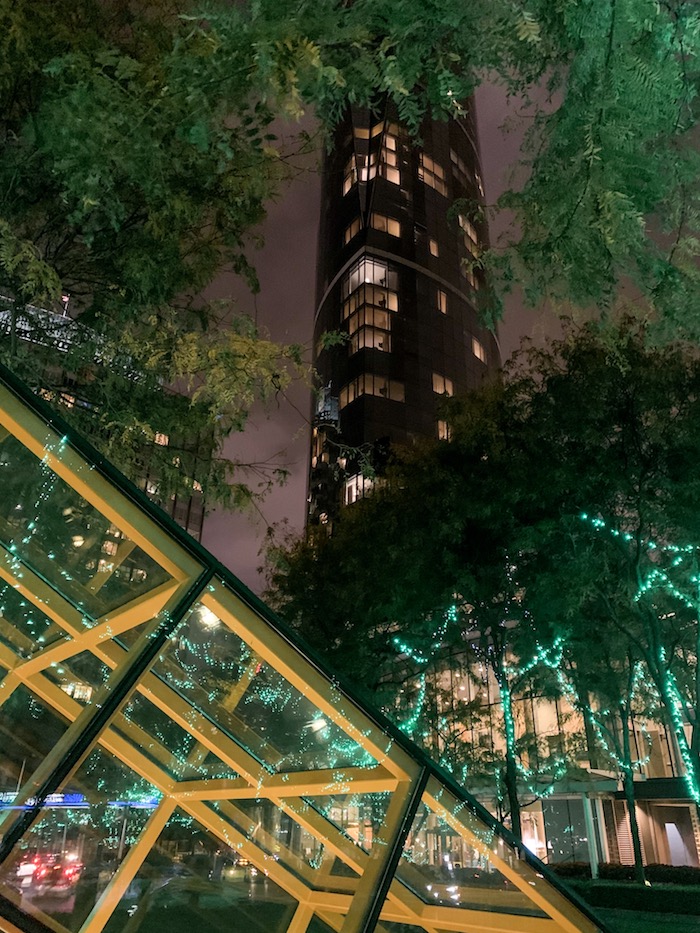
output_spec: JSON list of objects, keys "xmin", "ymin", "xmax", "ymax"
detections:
[{"xmin": 516, "ymin": 323, "xmax": 700, "ymax": 811}]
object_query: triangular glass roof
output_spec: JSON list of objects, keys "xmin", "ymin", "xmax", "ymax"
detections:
[{"xmin": 0, "ymin": 362, "xmax": 610, "ymax": 933}]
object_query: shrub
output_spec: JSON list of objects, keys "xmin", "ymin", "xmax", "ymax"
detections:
[{"xmin": 645, "ymin": 863, "xmax": 700, "ymax": 885}]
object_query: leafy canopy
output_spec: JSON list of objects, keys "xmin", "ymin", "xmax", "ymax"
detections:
[{"xmin": 2, "ymin": 0, "xmax": 699, "ymax": 503}]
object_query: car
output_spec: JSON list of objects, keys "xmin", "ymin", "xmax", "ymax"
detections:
[{"xmin": 26, "ymin": 856, "xmax": 82, "ymax": 899}]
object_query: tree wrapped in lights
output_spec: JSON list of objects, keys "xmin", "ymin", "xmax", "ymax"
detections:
[
  {"xmin": 527, "ymin": 567, "xmax": 661, "ymax": 882},
  {"xmin": 509, "ymin": 322, "xmax": 700, "ymax": 839},
  {"xmin": 569, "ymin": 514, "xmax": 700, "ymax": 808}
]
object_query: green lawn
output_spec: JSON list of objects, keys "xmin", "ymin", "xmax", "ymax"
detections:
[{"xmin": 598, "ymin": 908, "xmax": 700, "ymax": 932}]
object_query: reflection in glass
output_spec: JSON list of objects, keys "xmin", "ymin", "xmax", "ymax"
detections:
[
  {"xmin": 304, "ymin": 793, "xmax": 390, "ymax": 854},
  {"xmin": 43, "ymin": 652, "xmax": 111, "ymax": 706},
  {"xmin": 397, "ymin": 800, "xmax": 547, "ymax": 918},
  {"xmin": 0, "ymin": 686, "xmax": 68, "ymax": 809},
  {"xmin": 152, "ymin": 605, "xmax": 376, "ymax": 773},
  {"xmin": 207, "ymin": 799, "xmax": 359, "ymax": 894},
  {"xmin": 0, "ymin": 434, "xmax": 171, "ymax": 619},
  {"xmin": 0, "ymin": 750, "xmax": 160, "ymax": 932},
  {"xmin": 101, "ymin": 807, "xmax": 298, "ymax": 933},
  {"xmin": 113, "ymin": 692, "xmax": 238, "ymax": 782},
  {"xmin": 0, "ymin": 582, "xmax": 69, "ymax": 656}
]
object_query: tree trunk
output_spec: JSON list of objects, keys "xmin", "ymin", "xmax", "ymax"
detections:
[
  {"xmin": 499, "ymin": 682, "xmax": 522, "ymax": 840},
  {"xmin": 622, "ymin": 766, "xmax": 646, "ymax": 884},
  {"xmin": 620, "ymin": 710, "xmax": 645, "ymax": 884}
]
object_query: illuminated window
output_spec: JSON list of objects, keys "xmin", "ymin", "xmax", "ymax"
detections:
[
  {"xmin": 462, "ymin": 262, "xmax": 479, "ymax": 290},
  {"xmin": 458, "ymin": 214, "xmax": 479, "ymax": 256},
  {"xmin": 311, "ymin": 426, "xmax": 328, "ymax": 469},
  {"xmin": 350, "ymin": 327, "xmax": 391, "ymax": 354},
  {"xmin": 418, "ymin": 153, "xmax": 448, "ymax": 196},
  {"xmin": 355, "ymin": 122, "xmax": 385, "ymax": 139},
  {"xmin": 343, "ymin": 285, "xmax": 398, "ymax": 320},
  {"xmin": 347, "ymin": 306, "xmax": 391, "ymax": 335},
  {"xmin": 472, "ymin": 336, "xmax": 487, "ymax": 363},
  {"xmin": 342, "ymin": 155, "xmax": 357, "ymax": 195},
  {"xmin": 344, "ymin": 217, "xmax": 362, "ymax": 245},
  {"xmin": 429, "ymin": 238, "xmax": 439, "ymax": 257},
  {"xmin": 342, "ymin": 258, "xmax": 398, "ymax": 299},
  {"xmin": 432, "ymin": 372, "xmax": 454, "ymax": 396},
  {"xmin": 344, "ymin": 473, "xmax": 374, "ymax": 505},
  {"xmin": 358, "ymin": 151, "xmax": 377, "ymax": 183},
  {"xmin": 437, "ymin": 289, "xmax": 448, "ymax": 314},
  {"xmin": 339, "ymin": 374, "xmax": 405, "ymax": 408},
  {"xmin": 370, "ymin": 214, "xmax": 400, "ymax": 237},
  {"xmin": 62, "ymin": 682, "xmax": 93, "ymax": 703},
  {"xmin": 437, "ymin": 420, "xmax": 451, "ymax": 441},
  {"xmin": 154, "ymin": 433, "xmax": 169, "ymax": 447},
  {"xmin": 380, "ymin": 130, "xmax": 400, "ymax": 185}
]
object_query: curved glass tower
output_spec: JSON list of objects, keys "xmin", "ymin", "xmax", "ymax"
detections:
[{"xmin": 309, "ymin": 101, "xmax": 500, "ymax": 523}]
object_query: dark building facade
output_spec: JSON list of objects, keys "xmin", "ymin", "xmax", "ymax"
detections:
[{"xmin": 309, "ymin": 101, "xmax": 501, "ymax": 523}]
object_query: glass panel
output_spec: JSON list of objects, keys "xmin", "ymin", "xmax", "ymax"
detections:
[
  {"xmin": 100, "ymin": 807, "xmax": 298, "ymax": 933},
  {"xmin": 112, "ymin": 692, "xmax": 238, "ymax": 782},
  {"xmin": 304, "ymin": 793, "xmax": 390, "ymax": 854},
  {"xmin": 397, "ymin": 798, "xmax": 547, "ymax": 918},
  {"xmin": 0, "ymin": 686, "xmax": 68, "ymax": 809},
  {"xmin": 307, "ymin": 917, "xmax": 339, "ymax": 933},
  {"xmin": 114, "ymin": 621, "xmax": 151, "ymax": 651},
  {"xmin": 151, "ymin": 604, "xmax": 377, "ymax": 773},
  {"xmin": 0, "ymin": 749, "xmax": 161, "ymax": 933},
  {"xmin": 207, "ymin": 799, "xmax": 359, "ymax": 894},
  {"xmin": 0, "ymin": 434, "xmax": 171, "ymax": 619},
  {"xmin": 42, "ymin": 651, "xmax": 111, "ymax": 705},
  {"xmin": 0, "ymin": 581, "xmax": 69, "ymax": 656}
]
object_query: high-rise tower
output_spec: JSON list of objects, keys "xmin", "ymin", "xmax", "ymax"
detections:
[{"xmin": 308, "ymin": 101, "xmax": 500, "ymax": 523}]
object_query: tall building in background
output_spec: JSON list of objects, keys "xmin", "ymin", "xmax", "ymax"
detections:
[{"xmin": 308, "ymin": 100, "xmax": 500, "ymax": 523}]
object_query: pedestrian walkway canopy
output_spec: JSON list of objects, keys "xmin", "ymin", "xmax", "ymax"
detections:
[{"xmin": 0, "ymin": 363, "xmax": 608, "ymax": 933}]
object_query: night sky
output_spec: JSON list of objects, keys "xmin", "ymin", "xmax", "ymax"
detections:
[{"xmin": 201, "ymin": 85, "xmax": 557, "ymax": 592}]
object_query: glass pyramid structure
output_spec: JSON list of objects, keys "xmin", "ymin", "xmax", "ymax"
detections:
[{"xmin": 0, "ymin": 362, "xmax": 609, "ymax": 933}]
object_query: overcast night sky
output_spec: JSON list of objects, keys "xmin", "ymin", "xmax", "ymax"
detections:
[{"xmin": 201, "ymin": 85, "xmax": 557, "ymax": 592}]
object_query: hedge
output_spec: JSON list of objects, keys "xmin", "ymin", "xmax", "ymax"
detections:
[
  {"xmin": 566, "ymin": 880, "xmax": 700, "ymax": 915},
  {"xmin": 550, "ymin": 861, "xmax": 700, "ymax": 885}
]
